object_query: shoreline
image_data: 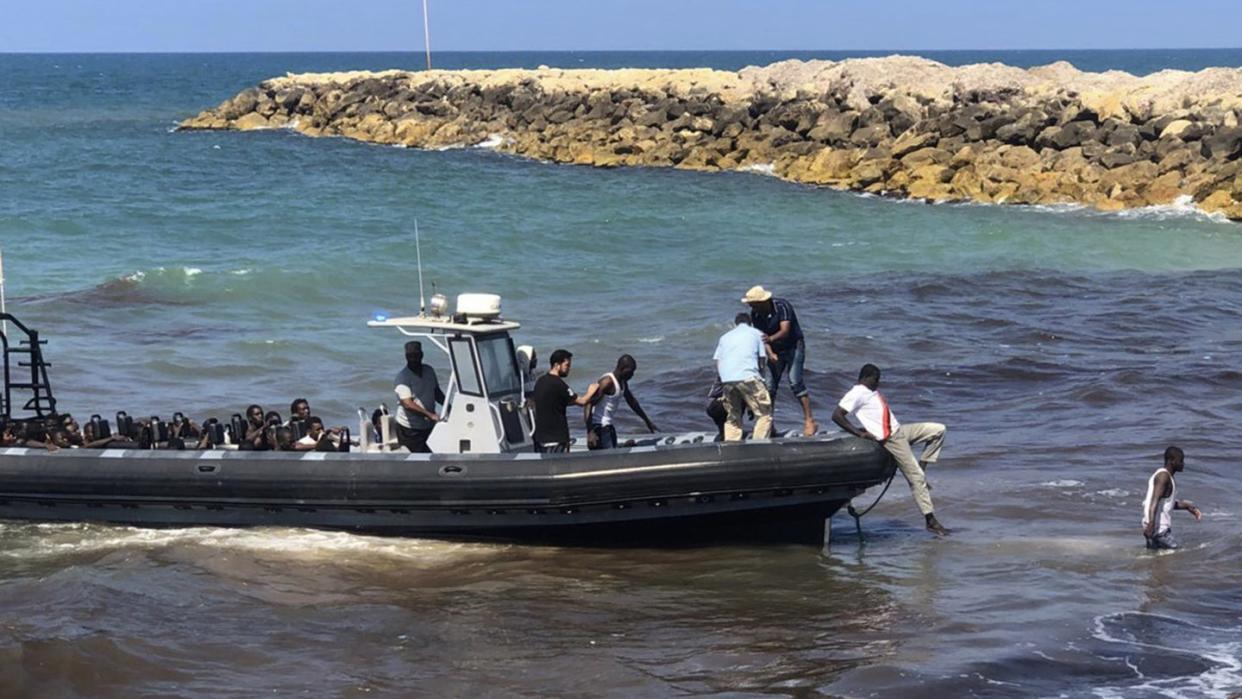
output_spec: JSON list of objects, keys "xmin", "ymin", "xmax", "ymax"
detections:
[{"xmin": 179, "ymin": 56, "xmax": 1242, "ymax": 220}]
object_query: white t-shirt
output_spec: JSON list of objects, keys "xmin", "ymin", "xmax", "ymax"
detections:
[{"xmin": 838, "ymin": 384, "xmax": 900, "ymax": 440}]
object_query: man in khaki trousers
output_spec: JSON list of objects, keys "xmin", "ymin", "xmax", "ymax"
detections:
[
  {"xmin": 713, "ymin": 313, "xmax": 774, "ymax": 441},
  {"xmin": 832, "ymin": 363, "xmax": 950, "ymax": 536}
]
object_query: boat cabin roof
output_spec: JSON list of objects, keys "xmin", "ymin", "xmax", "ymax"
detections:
[{"xmin": 368, "ymin": 315, "xmax": 520, "ymax": 335}]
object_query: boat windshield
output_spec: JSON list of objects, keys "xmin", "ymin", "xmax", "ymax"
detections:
[{"xmin": 476, "ymin": 334, "xmax": 522, "ymax": 398}]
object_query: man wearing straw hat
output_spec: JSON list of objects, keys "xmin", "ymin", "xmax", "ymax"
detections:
[{"xmin": 742, "ymin": 285, "xmax": 818, "ymax": 436}]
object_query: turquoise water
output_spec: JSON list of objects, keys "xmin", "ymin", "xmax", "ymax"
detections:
[{"xmin": 1, "ymin": 52, "xmax": 1241, "ymax": 697}]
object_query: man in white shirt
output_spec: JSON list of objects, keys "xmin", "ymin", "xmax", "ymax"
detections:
[
  {"xmin": 394, "ymin": 341, "xmax": 445, "ymax": 453},
  {"xmin": 833, "ymin": 363, "xmax": 950, "ymax": 536},
  {"xmin": 713, "ymin": 313, "xmax": 774, "ymax": 441}
]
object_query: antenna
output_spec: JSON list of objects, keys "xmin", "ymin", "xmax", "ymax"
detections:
[
  {"xmin": 415, "ymin": 219, "xmax": 426, "ymax": 315},
  {"xmin": 0, "ymin": 246, "xmax": 7, "ymax": 338},
  {"xmin": 422, "ymin": 0, "xmax": 433, "ymax": 70}
]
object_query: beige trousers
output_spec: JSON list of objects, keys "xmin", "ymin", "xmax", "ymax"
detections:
[
  {"xmin": 882, "ymin": 422, "xmax": 947, "ymax": 516},
  {"xmin": 723, "ymin": 377, "xmax": 773, "ymax": 441}
]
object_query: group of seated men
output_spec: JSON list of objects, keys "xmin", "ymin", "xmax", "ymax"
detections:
[{"xmin": 0, "ymin": 398, "xmax": 349, "ymax": 452}]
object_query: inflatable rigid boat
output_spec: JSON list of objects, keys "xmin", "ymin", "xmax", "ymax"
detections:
[{"xmin": 0, "ymin": 296, "xmax": 894, "ymax": 543}]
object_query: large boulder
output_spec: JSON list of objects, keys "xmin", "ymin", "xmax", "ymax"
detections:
[
  {"xmin": 1201, "ymin": 127, "xmax": 1242, "ymax": 159},
  {"xmin": 807, "ymin": 111, "xmax": 859, "ymax": 144},
  {"xmin": 849, "ymin": 123, "xmax": 891, "ymax": 147},
  {"xmin": 891, "ymin": 130, "xmax": 938, "ymax": 158},
  {"xmin": 1036, "ymin": 121, "xmax": 1098, "ymax": 150}
]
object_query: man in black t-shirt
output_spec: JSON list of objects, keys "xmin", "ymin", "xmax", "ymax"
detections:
[
  {"xmin": 530, "ymin": 348, "xmax": 588, "ymax": 452},
  {"xmin": 744, "ymin": 285, "xmax": 819, "ymax": 436}
]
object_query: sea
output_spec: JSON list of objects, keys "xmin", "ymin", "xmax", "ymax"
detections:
[{"xmin": 0, "ymin": 50, "xmax": 1240, "ymax": 697}]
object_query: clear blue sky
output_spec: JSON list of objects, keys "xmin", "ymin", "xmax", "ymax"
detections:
[{"xmin": 4, "ymin": 0, "xmax": 1240, "ymax": 53}]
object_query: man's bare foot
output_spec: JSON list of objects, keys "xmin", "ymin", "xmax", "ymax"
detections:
[
  {"xmin": 803, "ymin": 419, "xmax": 818, "ymax": 437},
  {"xmin": 926, "ymin": 514, "xmax": 950, "ymax": 536}
]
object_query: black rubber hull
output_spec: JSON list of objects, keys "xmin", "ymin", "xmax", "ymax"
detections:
[{"xmin": 0, "ymin": 436, "xmax": 894, "ymax": 543}]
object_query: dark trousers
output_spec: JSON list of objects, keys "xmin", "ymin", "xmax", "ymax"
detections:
[
  {"xmin": 588, "ymin": 424, "xmax": 617, "ymax": 450},
  {"xmin": 396, "ymin": 423, "xmax": 434, "ymax": 453},
  {"xmin": 707, "ymin": 398, "xmax": 727, "ymax": 440}
]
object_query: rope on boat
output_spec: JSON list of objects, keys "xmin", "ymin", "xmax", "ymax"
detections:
[{"xmin": 845, "ymin": 469, "xmax": 897, "ymax": 542}]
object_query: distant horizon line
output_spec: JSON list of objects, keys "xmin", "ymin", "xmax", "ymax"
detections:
[{"xmin": 3, "ymin": 47, "xmax": 1242, "ymax": 56}]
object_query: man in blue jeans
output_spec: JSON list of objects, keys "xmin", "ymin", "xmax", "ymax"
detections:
[{"xmin": 743, "ymin": 285, "xmax": 818, "ymax": 436}]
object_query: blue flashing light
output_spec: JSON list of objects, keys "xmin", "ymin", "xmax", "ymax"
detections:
[{"xmin": 373, "ymin": 312, "xmax": 389, "ymax": 322}]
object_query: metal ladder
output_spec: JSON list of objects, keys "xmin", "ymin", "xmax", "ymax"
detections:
[{"xmin": 1, "ymin": 313, "xmax": 57, "ymax": 421}]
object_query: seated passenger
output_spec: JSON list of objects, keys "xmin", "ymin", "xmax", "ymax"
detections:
[
  {"xmin": 273, "ymin": 426, "xmax": 295, "ymax": 451},
  {"xmin": 237, "ymin": 405, "xmax": 269, "ymax": 450},
  {"xmin": 169, "ymin": 413, "xmax": 201, "ymax": 446},
  {"xmin": 294, "ymin": 416, "xmax": 342, "ymax": 451},
  {"xmin": 195, "ymin": 418, "xmax": 225, "ymax": 449},
  {"xmin": 82, "ymin": 419, "xmax": 138, "ymax": 449},
  {"xmin": 263, "ymin": 410, "xmax": 283, "ymax": 448},
  {"xmin": 288, "ymin": 398, "xmax": 311, "ymax": 428},
  {"xmin": 1, "ymin": 420, "xmax": 59, "ymax": 451}
]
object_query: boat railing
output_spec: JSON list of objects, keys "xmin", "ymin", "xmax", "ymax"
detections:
[{"xmin": 0, "ymin": 313, "xmax": 58, "ymax": 422}]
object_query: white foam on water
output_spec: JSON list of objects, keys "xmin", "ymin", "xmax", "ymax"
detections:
[
  {"xmin": 1090, "ymin": 611, "xmax": 1242, "ymax": 698},
  {"xmin": 1096, "ymin": 488, "xmax": 1129, "ymax": 498},
  {"xmin": 121, "ymin": 270, "xmax": 146, "ymax": 282},
  {"xmin": 736, "ymin": 163, "xmax": 776, "ymax": 176},
  {"xmin": 1042, "ymin": 479, "xmax": 1084, "ymax": 488},
  {"xmin": 231, "ymin": 269, "xmax": 251, "ymax": 276},
  {"xmin": 1, "ymin": 521, "xmax": 509, "ymax": 567},
  {"xmin": 1116, "ymin": 195, "xmax": 1232, "ymax": 224},
  {"xmin": 183, "ymin": 267, "xmax": 202, "ymax": 277},
  {"xmin": 638, "ymin": 336, "xmax": 664, "ymax": 344},
  {"xmin": 474, "ymin": 133, "xmax": 509, "ymax": 149}
]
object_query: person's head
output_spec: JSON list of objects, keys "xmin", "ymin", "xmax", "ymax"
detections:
[
  {"xmin": 290, "ymin": 398, "xmax": 310, "ymax": 420},
  {"xmin": 0, "ymin": 421, "xmax": 15, "ymax": 446},
  {"xmin": 734, "ymin": 313, "xmax": 752, "ymax": 326},
  {"xmin": 265, "ymin": 410, "xmax": 282, "ymax": 426},
  {"xmin": 59, "ymin": 414, "xmax": 79, "ymax": 434},
  {"xmin": 1164, "ymin": 445, "xmax": 1185, "ymax": 472},
  {"xmin": 615, "ymin": 354, "xmax": 637, "ymax": 382},
  {"xmin": 858, "ymin": 363, "xmax": 882, "ymax": 390},
  {"xmin": 274, "ymin": 426, "xmax": 294, "ymax": 451},
  {"xmin": 742, "ymin": 285, "xmax": 774, "ymax": 314},
  {"xmin": 307, "ymin": 417, "xmax": 325, "ymax": 438},
  {"xmin": 405, "ymin": 340, "xmax": 424, "ymax": 369},
  {"xmin": 549, "ymin": 349, "xmax": 573, "ymax": 377},
  {"xmin": 51, "ymin": 426, "xmax": 77, "ymax": 448},
  {"xmin": 246, "ymin": 404, "xmax": 264, "ymax": 426}
]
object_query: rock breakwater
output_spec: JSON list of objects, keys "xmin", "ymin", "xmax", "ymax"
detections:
[{"xmin": 180, "ymin": 57, "xmax": 1242, "ymax": 219}]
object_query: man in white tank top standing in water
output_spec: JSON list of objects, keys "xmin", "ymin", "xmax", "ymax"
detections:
[
  {"xmin": 583, "ymin": 354, "xmax": 658, "ymax": 449},
  {"xmin": 1142, "ymin": 446, "xmax": 1201, "ymax": 550}
]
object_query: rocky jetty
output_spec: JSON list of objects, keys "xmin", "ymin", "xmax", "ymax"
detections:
[{"xmin": 180, "ymin": 57, "xmax": 1242, "ymax": 218}]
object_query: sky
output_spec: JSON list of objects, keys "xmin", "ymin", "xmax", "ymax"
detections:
[{"xmin": 3, "ymin": 0, "xmax": 1241, "ymax": 53}]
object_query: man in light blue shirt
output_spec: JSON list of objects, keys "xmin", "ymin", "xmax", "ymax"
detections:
[{"xmin": 713, "ymin": 313, "xmax": 774, "ymax": 441}]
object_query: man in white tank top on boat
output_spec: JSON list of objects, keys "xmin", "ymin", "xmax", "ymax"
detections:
[
  {"xmin": 583, "ymin": 354, "xmax": 658, "ymax": 450},
  {"xmin": 1142, "ymin": 445, "xmax": 1201, "ymax": 550},
  {"xmin": 833, "ymin": 363, "xmax": 951, "ymax": 536}
]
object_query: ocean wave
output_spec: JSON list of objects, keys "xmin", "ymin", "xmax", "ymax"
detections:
[
  {"xmin": 473, "ymin": 133, "xmax": 510, "ymax": 149},
  {"xmin": 736, "ymin": 163, "xmax": 777, "ymax": 176},
  {"xmin": 1090, "ymin": 612, "xmax": 1242, "ymax": 698},
  {"xmin": 25, "ymin": 266, "xmax": 254, "ymax": 309},
  {"xmin": 0, "ymin": 521, "xmax": 511, "ymax": 568}
]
